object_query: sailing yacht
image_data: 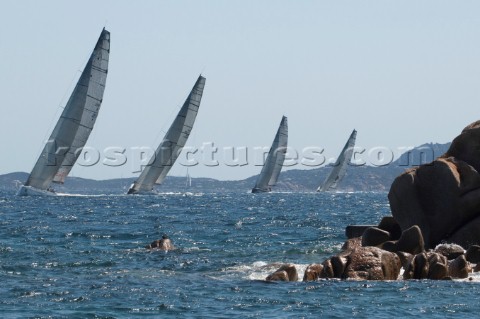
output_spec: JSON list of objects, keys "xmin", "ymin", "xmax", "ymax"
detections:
[
  {"xmin": 317, "ymin": 129, "xmax": 357, "ymax": 192},
  {"xmin": 127, "ymin": 75, "xmax": 206, "ymax": 194},
  {"xmin": 251, "ymin": 116, "xmax": 288, "ymax": 193},
  {"xmin": 17, "ymin": 29, "xmax": 110, "ymax": 196}
]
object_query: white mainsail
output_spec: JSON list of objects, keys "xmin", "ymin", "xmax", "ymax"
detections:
[
  {"xmin": 17, "ymin": 29, "xmax": 110, "ymax": 196},
  {"xmin": 252, "ymin": 116, "xmax": 288, "ymax": 193},
  {"xmin": 317, "ymin": 129, "xmax": 357, "ymax": 192},
  {"xmin": 127, "ymin": 75, "xmax": 206, "ymax": 194}
]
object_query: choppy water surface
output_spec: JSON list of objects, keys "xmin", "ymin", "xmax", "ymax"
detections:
[{"xmin": 0, "ymin": 191, "xmax": 479, "ymax": 318}]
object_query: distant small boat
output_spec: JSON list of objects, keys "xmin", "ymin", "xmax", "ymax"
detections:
[
  {"xmin": 252, "ymin": 116, "xmax": 288, "ymax": 193},
  {"xmin": 127, "ymin": 75, "xmax": 206, "ymax": 194},
  {"xmin": 17, "ymin": 29, "xmax": 110, "ymax": 196},
  {"xmin": 185, "ymin": 169, "xmax": 192, "ymax": 189},
  {"xmin": 317, "ymin": 129, "xmax": 357, "ymax": 192}
]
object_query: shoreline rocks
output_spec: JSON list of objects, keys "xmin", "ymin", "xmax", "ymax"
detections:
[{"xmin": 266, "ymin": 121, "xmax": 480, "ymax": 282}]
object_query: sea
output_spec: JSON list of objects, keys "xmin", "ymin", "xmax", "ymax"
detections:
[{"xmin": 1, "ymin": 190, "xmax": 479, "ymax": 318}]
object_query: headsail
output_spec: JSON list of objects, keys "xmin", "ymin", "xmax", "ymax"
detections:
[
  {"xmin": 317, "ymin": 129, "xmax": 357, "ymax": 192},
  {"xmin": 19, "ymin": 29, "xmax": 110, "ymax": 194},
  {"xmin": 127, "ymin": 75, "xmax": 206, "ymax": 194},
  {"xmin": 252, "ymin": 116, "xmax": 288, "ymax": 193}
]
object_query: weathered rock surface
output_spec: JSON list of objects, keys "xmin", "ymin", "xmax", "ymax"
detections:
[
  {"xmin": 341, "ymin": 237, "xmax": 362, "ymax": 251},
  {"xmin": 266, "ymin": 264, "xmax": 298, "ymax": 282},
  {"xmin": 434, "ymin": 243, "xmax": 465, "ymax": 260},
  {"xmin": 381, "ymin": 225, "xmax": 425, "ymax": 255},
  {"xmin": 361, "ymin": 227, "xmax": 391, "ymax": 247},
  {"xmin": 377, "ymin": 216, "xmax": 402, "ymax": 241},
  {"xmin": 402, "ymin": 251, "xmax": 471, "ymax": 280},
  {"xmin": 309, "ymin": 247, "xmax": 401, "ymax": 281},
  {"xmin": 303, "ymin": 264, "xmax": 324, "ymax": 281},
  {"xmin": 448, "ymin": 255, "xmax": 471, "ymax": 279},
  {"xmin": 388, "ymin": 121, "xmax": 480, "ymax": 249}
]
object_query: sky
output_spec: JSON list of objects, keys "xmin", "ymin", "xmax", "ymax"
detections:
[{"xmin": 1, "ymin": 0, "xmax": 480, "ymax": 181}]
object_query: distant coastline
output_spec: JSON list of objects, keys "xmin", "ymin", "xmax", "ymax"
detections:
[{"xmin": 1, "ymin": 143, "xmax": 450, "ymax": 195}]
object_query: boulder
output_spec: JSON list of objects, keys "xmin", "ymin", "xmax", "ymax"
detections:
[
  {"xmin": 341, "ymin": 237, "xmax": 362, "ymax": 251},
  {"xmin": 342, "ymin": 247, "xmax": 401, "ymax": 280},
  {"xmin": 427, "ymin": 253, "xmax": 449, "ymax": 280},
  {"xmin": 266, "ymin": 264, "xmax": 298, "ymax": 282},
  {"xmin": 303, "ymin": 264, "xmax": 324, "ymax": 281},
  {"xmin": 445, "ymin": 120, "xmax": 480, "ymax": 172},
  {"xmin": 388, "ymin": 121, "xmax": 480, "ymax": 249},
  {"xmin": 321, "ymin": 259, "xmax": 335, "ymax": 278},
  {"xmin": 266, "ymin": 270, "xmax": 289, "ymax": 281},
  {"xmin": 396, "ymin": 251, "xmax": 413, "ymax": 269},
  {"xmin": 381, "ymin": 225, "xmax": 424, "ymax": 255},
  {"xmin": 361, "ymin": 227, "xmax": 391, "ymax": 247},
  {"xmin": 434, "ymin": 243, "xmax": 465, "ymax": 260},
  {"xmin": 448, "ymin": 255, "xmax": 471, "ymax": 279},
  {"xmin": 404, "ymin": 252, "xmax": 449, "ymax": 280},
  {"xmin": 330, "ymin": 256, "xmax": 347, "ymax": 278},
  {"xmin": 377, "ymin": 216, "xmax": 402, "ymax": 241}
]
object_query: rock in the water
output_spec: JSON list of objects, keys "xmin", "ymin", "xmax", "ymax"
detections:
[
  {"xmin": 434, "ymin": 243, "xmax": 465, "ymax": 260},
  {"xmin": 266, "ymin": 270, "xmax": 289, "ymax": 281},
  {"xmin": 330, "ymin": 256, "xmax": 347, "ymax": 278},
  {"xmin": 341, "ymin": 237, "xmax": 362, "ymax": 251},
  {"xmin": 448, "ymin": 255, "xmax": 471, "ymax": 279},
  {"xmin": 342, "ymin": 247, "xmax": 401, "ymax": 280},
  {"xmin": 381, "ymin": 225, "xmax": 424, "ymax": 255},
  {"xmin": 266, "ymin": 264, "xmax": 298, "ymax": 282},
  {"xmin": 321, "ymin": 259, "xmax": 335, "ymax": 278},
  {"xmin": 361, "ymin": 227, "xmax": 391, "ymax": 247},
  {"xmin": 404, "ymin": 252, "xmax": 449, "ymax": 280},
  {"xmin": 466, "ymin": 245, "xmax": 480, "ymax": 263},
  {"xmin": 303, "ymin": 264, "xmax": 324, "ymax": 281},
  {"xmin": 388, "ymin": 121, "xmax": 480, "ymax": 249},
  {"xmin": 427, "ymin": 253, "xmax": 449, "ymax": 280},
  {"xmin": 378, "ymin": 216, "xmax": 402, "ymax": 241},
  {"xmin": 396, "ymin": 251, "xmax": 413, "ymax": 269}
]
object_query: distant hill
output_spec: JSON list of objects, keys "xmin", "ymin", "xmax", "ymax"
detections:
[{"xmin": 1, "ymin": 143, "xmax": 451, "ymax": 195}]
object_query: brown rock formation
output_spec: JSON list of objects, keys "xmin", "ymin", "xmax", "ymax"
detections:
[
  {"xmin": 448, "ymin": 255, "xmax": 471, "ymax": 279},
  {"xmin": 434, "ymin": 243, "xmax": 465, "ymax": 260},
  {"xmin": 381, "ymin": 225, "xmax": 425, "ymax": 255},
  {"xmin": 388, "ymin": 121, "xmax": 480, "ymax": 249},
  {"xmin": 361, "ymin": 227, "xmax": 391, "ymax": 247},
  {"xmin": 303, "ymin": 264, "xmax": 324, "ymax": 281},
  {"xmin": 266, "ymin": 264, "xmax": 298, "ymax": 282},
  {"xmin": 313, "ymin": 246, "xmax": 401, "ymax": 281}
]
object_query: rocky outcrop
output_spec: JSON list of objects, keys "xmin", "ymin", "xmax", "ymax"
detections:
[
  {"xmin": 280, "ymin": 122, "xmax": 480, "ymax": 283},
  {"xmin": 302, "ymin": 247, "xmax": 401, "ymax": 281},
  {"xmin": 388, "ymin": 121, "xmax": 480, "ymax": 249}
]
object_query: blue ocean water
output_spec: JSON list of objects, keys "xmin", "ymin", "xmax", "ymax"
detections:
[{"xmin": 0, "ymin": 191, "xmax": 479, "ymax": 318}]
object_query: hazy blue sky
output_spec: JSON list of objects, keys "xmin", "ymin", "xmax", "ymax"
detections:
[{"xmin": 2, "ymin": 1, "xmax": 480, "ymax": 181}]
